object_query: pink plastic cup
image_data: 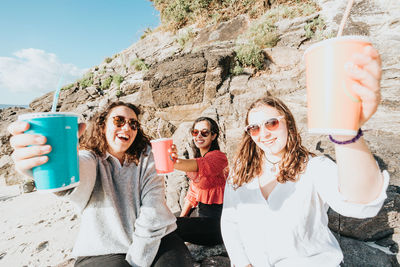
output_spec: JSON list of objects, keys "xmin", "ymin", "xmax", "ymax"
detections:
[
  {"xmin": 304, "ymin": 36, "xmax": 371, "ymax": 136},
  {"xmin": 150, "ymin": 138, "xmax": 174, "ymax": 175}
]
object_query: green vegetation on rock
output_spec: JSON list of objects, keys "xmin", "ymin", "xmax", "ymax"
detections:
[
  {"xmin": 79, "ymin": 73, "xmax": 94, "ymax": 89},
  {"xmin": 235, "ymin": 42, "xmax": 265, "ymax": 70},
  {"xmin": 115, "ymin": 89, "xmax": 123, "ymax": 97},
  {"xmin": 101, "ymin": 76, "xmax": 113, "ymax": 90},
  {"xmin": 61, "ymin": 83, "xmax": 74, "ymax": 91},
  {"xmin": 230, "ymin": 0, "xmax": 319, "ymax": 74},
  {"xmin": 176, "ymin": 29, "xmax": 196, "ymax": 48},
  {"xmin": 100, "ymin": 66, "xmax": 107, "ymax": 75},
  {"xmin": 130, "ymin": 58, "xmax": 149, "ymax": 71},
  {"xmin": 264, "ymin": 1, "xmax": 318, "ymax": 22},
  {"xmin": 140, "ymin": 27, "xmax": 153, "ymax": 39},
  {"xmin": 151, "ymin": 0, "xmax": 319, "ymax": 31},
  {"xmin": 244, "ymin": 20, "xmax": 279, "ymax": 49},
  {"xmin": 113, "ymin": 74, "xmax": 124, "ymax": 88},
  {"xmin": 231, "ymin": 61, "xmax": 244, "ymax": 76},
  {"xmin": 304, "ymin": 16, "xmax": 329, "ymax": 40},
  {"xmin": 100, "ymin": 74, "xmax": 125, "ymax": 90},
  {"xmin": 152, "ymin": 0, "xmax": 268, "ymax": 30}
]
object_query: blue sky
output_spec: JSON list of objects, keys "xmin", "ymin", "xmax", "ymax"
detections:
[{"xmin": 0, "ymin": 0, "xmax": 160, "ymax": 105}]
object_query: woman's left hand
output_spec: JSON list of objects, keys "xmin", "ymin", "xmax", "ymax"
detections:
[{"xmin": 346, "ymin": 45, "xmax": 382, "ymax": 127}]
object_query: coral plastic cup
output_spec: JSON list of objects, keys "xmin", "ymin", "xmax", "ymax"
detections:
[
  {"xmin": 304, "ymin": 36, "xmax": 371, "ymax": 136},
  {"xmin": 150, "ymin": 138, "xmax": 174, "ymax": 175}
]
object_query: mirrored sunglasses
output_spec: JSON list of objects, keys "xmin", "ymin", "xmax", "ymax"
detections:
[
  {"xmin": 112, "ymin": 116, "xmax": 139, "ymax": 130},
  {"xmin": 244, "ymin": 116, "xmax": 284, "ymax": 136},
  {"xmin": 191, "ymin": 129, "xmax": 211, "ymax": 137}
]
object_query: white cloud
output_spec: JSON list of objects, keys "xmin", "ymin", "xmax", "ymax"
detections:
[{"xmin": 0, "ymin": 48, "xmax": 87, "ymax": 94}]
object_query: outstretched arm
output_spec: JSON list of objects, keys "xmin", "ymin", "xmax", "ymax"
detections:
[
  {"xmin": 169, "ymin": 144, "xmax": 198, "ymax": 172},
  {"xmin": 333, "ymin": 46, "xmax": 384, "ymax": 204}
]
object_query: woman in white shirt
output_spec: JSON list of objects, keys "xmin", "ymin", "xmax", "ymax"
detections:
[{"xmin": 221, "ymin": 46, "xmax": 389, "ymax": 267}]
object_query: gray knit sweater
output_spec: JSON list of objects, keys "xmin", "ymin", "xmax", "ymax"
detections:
[{"xmin": 64, "ymin": 146, "xmax": 176, "ymax": 267}]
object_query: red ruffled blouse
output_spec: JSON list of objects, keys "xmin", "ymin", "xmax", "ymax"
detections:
[{"xmin": 185, "ymin": 150, "xmax": 229, "ymax": 207}]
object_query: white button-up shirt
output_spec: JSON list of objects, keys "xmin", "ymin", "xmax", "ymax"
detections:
[{"xmin": 221, "ymin": 156, "xmax": 389, "ymax": 267}]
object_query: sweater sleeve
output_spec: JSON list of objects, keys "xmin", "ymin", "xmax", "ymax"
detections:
[
  {"xmin": 312, "ymin": 156, "xmax": 389, "ymax": 219},
  {"xmin": 56, "ymin": 150, "xmax": 97, "ymax": 213},
  {"xmin": 221, "ymin": 182, "xmax": 251, "ymax": 267},
  {"xmin": 126, "ymin": 149, "xmax": 177, "ymax": 267}
]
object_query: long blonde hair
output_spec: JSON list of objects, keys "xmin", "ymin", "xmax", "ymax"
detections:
[{"xmin": 231, "ymin": 96, "xmax": 314, "ymax": 188}]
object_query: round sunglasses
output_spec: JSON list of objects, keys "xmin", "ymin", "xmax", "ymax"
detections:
[
  {"xmin": 244, "ymin": 116, "xmax": 284, "ymax": 136},
  {"xmin": 191, "ymin": 129, "xmax": 211, "ymax": 137},
  {"xmin": 112, "ymin": 116, "xmax": 139, "ymax": 130}
]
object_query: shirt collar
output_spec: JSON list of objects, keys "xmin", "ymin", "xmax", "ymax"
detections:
[{"xmin": 104, "ymin": 152, "xmax": 128, "ymax": 168}]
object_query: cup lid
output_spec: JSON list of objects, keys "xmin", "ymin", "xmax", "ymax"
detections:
[
  {"xmin": 303, "ymin": 35, "xmax": 371, "ymax": 58},
  {"xmin": 18, "ymin": 112, "xmax": 79, "ymax": 120},
  {"xmin": 150, "ymin": 137, "xmax": 173, "ymax": 143}
]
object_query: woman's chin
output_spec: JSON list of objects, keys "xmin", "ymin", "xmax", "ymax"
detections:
[
  {"xmin": 195, "ymin": 143, "xmax": 206, "ymax": 149},
  {"xmin": 261, "ymin": 146, "xmax": 284, "ymax": 157},
  {"xmin": 109, "ymin": 143, "xmax": 130, "ymax": 155}
]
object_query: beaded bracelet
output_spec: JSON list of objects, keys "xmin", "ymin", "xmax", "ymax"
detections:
[{"xmin": 329, "ymin": 128, "xmax": 363, "ymax": 145}]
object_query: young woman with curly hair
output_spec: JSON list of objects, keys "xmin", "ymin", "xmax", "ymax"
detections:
[
  {"xmin": 8, "ymin": 101, "xmax": 193, "ymax": 267},
  {"xmin": 221, "ymin": 46, "xmax": 389, "ymax": 267}
]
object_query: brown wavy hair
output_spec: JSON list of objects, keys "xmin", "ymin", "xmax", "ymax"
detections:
[
  {"xmin": 231, "ymin": 96, "xmax": 315, "ymax": 188},
  {"xmin": 79, "ymin": 101, "xmax": 150, "ymax": 165}
]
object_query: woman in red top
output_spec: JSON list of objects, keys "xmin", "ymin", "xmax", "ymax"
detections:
[{"xmin": 170, "ymin": 117, "xmax": 228, "ymax": 245}]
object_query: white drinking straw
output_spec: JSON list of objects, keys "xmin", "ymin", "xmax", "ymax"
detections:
[
  {"xmin": 157, "ymin": 119, "xmax": 162, "ymax": 139},
  {"xmin": 51, "ymin": 75, "xmax": 64, "ymax": 112},
  {"xmin": 337, "ymin": 0, "xmax": 355, "ymax": 37}
]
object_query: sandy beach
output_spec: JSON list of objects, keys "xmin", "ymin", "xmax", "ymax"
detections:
[{"xmin": 0, "ymin": 186, "xmax": 79, "ymax": 266}]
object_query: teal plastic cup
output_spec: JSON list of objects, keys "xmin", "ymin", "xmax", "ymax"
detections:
[{"xmin": 18, "ymin": 112, "xmax": 80, "ymax": 192}]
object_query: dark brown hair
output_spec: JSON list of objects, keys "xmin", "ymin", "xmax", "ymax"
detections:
[
  {"xmin": 231, "ymin": 96, "xmax": 315, "ymax": 188},
  {"xmin": 79, "ymin": 101, "xmax": 150, "ymax": 165}
]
